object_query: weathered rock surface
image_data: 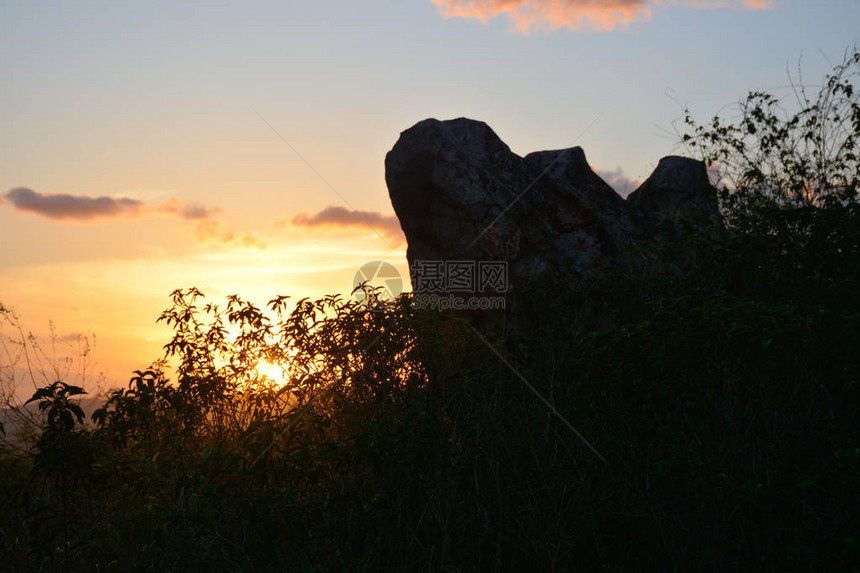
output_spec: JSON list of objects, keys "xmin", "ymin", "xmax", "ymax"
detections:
[
  {"xmin": 385, "ymin": 117, "xmax": 720, "ymax": 295},
  {"xmin": 627, "ymin": 155, "xmax": 721, "ymax": 230}
]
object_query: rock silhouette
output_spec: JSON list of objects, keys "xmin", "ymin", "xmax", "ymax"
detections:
[{"xmin": 385, "ymin": 117, "xmax": 720, "ymax": 295}]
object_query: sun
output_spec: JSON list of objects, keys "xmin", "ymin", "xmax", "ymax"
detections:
[{"xmin": 252, "ymin": 360, "xmax": 287, "ymax": 385}]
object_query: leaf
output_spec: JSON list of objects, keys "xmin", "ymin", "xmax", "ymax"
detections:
[
  {"xmin": 68, "ymin": 403, "xmax": 85, "ymax": 424},
  {"xmin": 25, "ymin": 387, "xmax": 52, "ymax": 404}
]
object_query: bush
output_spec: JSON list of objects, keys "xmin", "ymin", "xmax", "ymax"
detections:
[{"xmin": 680, "ymin": 47, "xmax": 859, "ymax": 226}]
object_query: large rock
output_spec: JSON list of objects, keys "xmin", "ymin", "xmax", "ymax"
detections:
[
  {"xmin": 627, "ymin": 155, "xmax": 722, "ymax": 231},
  {"xmin": 384, "ymin": 117, "xmax": 720, "ymax": 296}
]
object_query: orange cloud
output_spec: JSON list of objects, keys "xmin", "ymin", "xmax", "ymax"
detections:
[
  {"xmin": 4, "ymin": 187, "xmax": 218, "ymax": 223},
  {"xmin": 156, "ymin": 197, "xmax": 219, "ymax": 220},
  {"xmin": 193, "ymin": 220, "xmax": 266, "ymax": 249},
  {"xmin": 430, "ymin": 0, "xmax": 773, "ymax": 33},
  {"xmin": 287, "ymin": 205, "xmax": 405, "ymax": 246}
]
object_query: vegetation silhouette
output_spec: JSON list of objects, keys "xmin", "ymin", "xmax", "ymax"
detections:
[{"xmin": 0, "ymin": 48, "xmax": 858, "ymax": 571}]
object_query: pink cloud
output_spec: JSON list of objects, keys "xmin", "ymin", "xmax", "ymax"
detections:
[
  {"xmin": 430, "ymin": 0, "xmax": 773, "ymax": 34},
  {"xmin": 5, "ymin": 187, "xmax": 145, "ymax": 221},
  {"xmin": 5, "ymin": 187, "xmax": 266, "ymax": 250},
  {"xmin": 287, "ymin": 205, "xmax": 405, "ymax": 246},
  {"xmin": 4, "ymin": 187, "xmax": 219, "ymax": 223},
  {"xmin": 706, "ymin": 162, "xmax": 728, "ymax": 189},
  {"xmin": 594, "ymin": 166, "xmax": 642, "ymax": 197}
]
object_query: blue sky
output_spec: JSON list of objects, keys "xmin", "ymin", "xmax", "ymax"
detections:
[{"xmin": 0, "ymin": 0, "xmax": 857, "ymax": 391}]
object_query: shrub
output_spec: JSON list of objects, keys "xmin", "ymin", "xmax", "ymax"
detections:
[{"xmin": 680, "ymin": 47, "xmax": 859, "ymax": 226}]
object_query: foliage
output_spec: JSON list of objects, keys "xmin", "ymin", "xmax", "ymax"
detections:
[
  {"xmin": 0, "ymin": 252, "xmax": 855, "ymax": 571},
  {"xmin": 1, "ymin": 304, "xmax": 99, "ymax": 449},
  {"xmin": 26, "ymin": 381, "xmax": 87, "ymax": 434},
  {"xmin": 680, "ymin": 47, "xmax": 859, "ymax": 226}
]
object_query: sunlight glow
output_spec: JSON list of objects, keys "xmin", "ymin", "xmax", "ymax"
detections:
[{"xmin": 252, "ymin": 360, "xmax": 288, "ymax": 386}]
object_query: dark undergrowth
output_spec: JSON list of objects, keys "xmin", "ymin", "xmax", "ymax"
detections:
[{"xmin": 0, "ymin": 198, "xmax": 858, "ymax": 572}]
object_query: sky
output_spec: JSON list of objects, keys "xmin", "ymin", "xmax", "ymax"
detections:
[{"xmin": 1, "ymin": 0, "xmax": 858, "ymax": 396}]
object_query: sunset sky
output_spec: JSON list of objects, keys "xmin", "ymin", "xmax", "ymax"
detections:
[{"xmin": 1, "ymin": 0, "xmax": 857, "ymax": 394}]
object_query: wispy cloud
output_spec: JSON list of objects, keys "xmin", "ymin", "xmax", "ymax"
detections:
[
  {"xmin": 430, "ymin": 0, "xmax": 773, "ymax": 34},
  {"xmin": 193, "ymin": 220, "xmax": 266, "ymax": 249},
  {"xmin": 595, "ymin": 166, "xmax": 642, "ymax": 197},
  {"xmin": 4, "ymin": 187, "xmax": 265, "ymax": 250},
  {"xmin": 286, "ymin": 206, "xmax": 405, "ymax": 246},
  {"xmin": 156, "ymin": 197, "xmax": 220, "ymax": 220},
  {"xmin": 4, "ymin": 187, "xmax": 217, "ymax": 223},
  {"xmin": 5, "ymin": 187, "xmax": 145, "ymax": 221}
]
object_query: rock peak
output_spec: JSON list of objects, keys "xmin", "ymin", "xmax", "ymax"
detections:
[{"xmin": 385, "ymin": 117, "xmax": 720, "ymax": 295}]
